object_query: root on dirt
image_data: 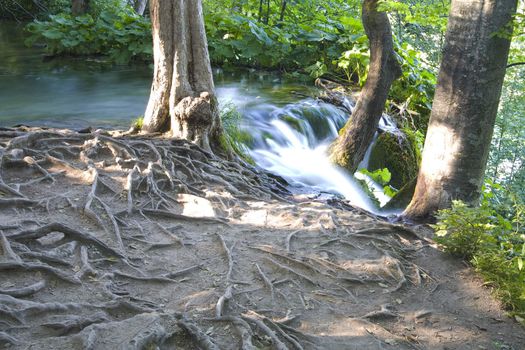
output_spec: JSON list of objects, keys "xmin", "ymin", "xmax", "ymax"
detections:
[{"xmin": 1, "ymin": 127, "xmax": 519, "ymax": 350}]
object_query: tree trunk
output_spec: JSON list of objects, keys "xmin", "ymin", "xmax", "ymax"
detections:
[
  {"xmin": 132, "ymin": 0, "xmax": 148, "ymax": 16},
  {"xmin": 279, "ymin": 0, "xmax": 287, "ymax": 22},
  {"xmin": 258, "ymin": 0, "xmax": 263, "ymax": 22},
  {"xmin": 71, "ymin": 0, "xmax": 89, "ymax": 16},
  {"xmin": 143, "ymin": 0, "xmax": 223, "ymax": 153},
  {"xmin": 403, "ymin": 0, "xmax": 518, "ymax": 221},
  {"xmin": 264, "ymin": 0, "xmax": 270, "ymax": 24},
  {"xmin": 329, "ymin": 0, "xmax": 401, "ymax": 173},
  {"xmin": 231, "ymin": 0, "xmax": 242, "ymax": 13}
]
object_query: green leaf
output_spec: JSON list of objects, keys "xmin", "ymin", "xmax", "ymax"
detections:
[
  {"xmin": 42, "ymin": 29, "xmax": 64, "ymax": 40},
  {"xmin": 359, "ymin": 168, "xmax": 392, "ymax": 186},
  {"xmin": 248, "ymin": 21, "xmax": 272, "ymax": 46}
]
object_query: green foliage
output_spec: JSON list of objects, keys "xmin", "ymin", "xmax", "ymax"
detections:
[
  {"xmin": 23, "ymin": 0, "xmax": 447, "ymax": 124},
  {"xmin": 390, "ymin": 42, "xmax": 437, "ymax": 129},
  {"xmin": 203, "ymin": 0, "xmax": 444, "ymax": 123},
  {"xmin": 434, "ymin": 184, "xmax": 525, "ymax": 317},
  {"xmin": 219, "ymin": 102, "xmax": 254, "ymax": 164},
  {"xmin": 487, "ymin": 67, "xmax": 525, "ymax": 204},
  {"xmin": 25, "ymin": 7, "xmax": 152, "ymax": 64},
  {"xmin": 358, "ymin": 167, "xmax": 398, "ymax": 202},
  {"xmin": 359, "ymin": 168, "xmax": 391, "ymax": 186},
  {"xmin": 132, "ymin": 116, "xmax": 144, "ymax": 130},
  {"xmin": 434, "ymin": 201, "xmax": 497, "ymax": 258}
]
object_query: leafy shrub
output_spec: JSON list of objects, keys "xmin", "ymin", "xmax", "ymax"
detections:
[
  {"xmin": 434, "ymin": 185, "xmax": 525, "ymax": 318},
  {"xmin": 434, "ymin": 201, "xmax": 497, "ymax": 258},
  {"xmin": 25, "ymin": 7, "xmax": 152, "ymax": 64}
]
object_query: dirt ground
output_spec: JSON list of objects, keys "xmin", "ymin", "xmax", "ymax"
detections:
[{"xmin": 0, "ymin": 127, "xmax": 523, "ymax": 350}]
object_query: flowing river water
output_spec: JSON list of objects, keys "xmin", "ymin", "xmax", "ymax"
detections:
[{"xmin": 0, "ymin": 22, "xmax": 397, "ymax": 214}]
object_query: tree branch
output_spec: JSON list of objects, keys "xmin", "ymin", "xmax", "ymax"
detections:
[{"xmin": 506, "ymin": 62, "xmax": 525, "ymax": 69}]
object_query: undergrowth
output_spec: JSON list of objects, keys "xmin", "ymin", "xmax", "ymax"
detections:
[
  {"xmin": 434, "ymin": 181, "xmax": 525, "ymax": 321},
  {"xmin": 24, "ymin": 3, "xmax": 438, "ymax": 125},
  {"xmin": 25, "ymin": 7, "xmax": 152, "ymax": 64}
]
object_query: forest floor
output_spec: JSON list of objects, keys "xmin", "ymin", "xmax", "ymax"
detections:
[{"xmin": 0, "ymin": 126, "xmax": 524, "ymax": 350}]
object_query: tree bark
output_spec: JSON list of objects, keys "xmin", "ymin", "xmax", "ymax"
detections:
[
  {"xmin": 403, "ymin": 0, "xmax": 518, "ymax": 221},
  {"xmin": 258, "ymin": 0, "xmax": 263, "ymax": 22},
  {"xmin": 329, "ymin": 0, "xmax": 401, "ymax": 173},
  {"xmin": 231, "ymin": 0, "xmax": 242, "ymax": 13},
  {"xmin": 71, "ymin": 0, "xmax": 89, "ymax": 16},
  {"xmin": 264, "ymin": 0, "xmax": 270, "ymax": 24},
  {"xmin": 143, "ymin": 0, "xmax": 223, "ymax": 153},
  {"xmin": 279, "ymin": 0, "xmax": 287, "ymax": 22},
  {"xmin": 131, "ymin": 0, "xmax": 148, "ymax": 16}
]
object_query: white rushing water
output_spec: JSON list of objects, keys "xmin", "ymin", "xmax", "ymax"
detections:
[{"xmin": 217, "ymin": 86, "xmax": 395, "ymax": 213}]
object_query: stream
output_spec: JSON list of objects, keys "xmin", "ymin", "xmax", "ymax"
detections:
[{"xmin": 0, "ymin": 21, "xmax": 397, "ymax": 214}]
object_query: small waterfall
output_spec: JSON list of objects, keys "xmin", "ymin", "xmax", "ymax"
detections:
[{"xmin": 217, "ymin": 84, "xmax": 400, "ymax": 213}]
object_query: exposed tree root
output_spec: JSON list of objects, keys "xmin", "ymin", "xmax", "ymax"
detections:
[
  {"xmin": 0, "ymin": 261, "xmax": 81, "ymax": 284},
  {"xmin": 361, "ymin": 304, "xmax": 399, "ymax": 320},
  {"xmin": 0, "ymin": 198, "xmax": 38, "ymax": 208},
  {"xmin": 0, "ymin": 281, "xmax": 46, "ymax": 298},
  {"xmin": 1, "ymin": 128, "xmax": 500, "ymax": 350},
  {"xmin": 75, "ymin": 246, "xmax": 97, "ymax": 280},
  {"xmin": 208, "ymin": 316, "xmax": 257, "ymax": 350},
  {"xmin": 176, "ymin": 317, "xmax": 220, "ymax": 350},
  {"xmin": 0, "ymin": 331, "xmax": 22, "ymax": 346},
  {"xmin": 265, "ymin": 257, "xmax": 318, "ymax": 286},
  {"xmin": 42, "ymin": 311, "xmax": 109, "ymax": 335},
  {"xmin": 255, "ymin": 263, "xmax": 276, "ymax": 301},
  {"xmin": 7, "ymin": 222, "xmax": 125, "ymax": 259}
]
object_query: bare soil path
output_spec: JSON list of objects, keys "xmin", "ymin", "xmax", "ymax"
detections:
[{"xmin": 0, "ymin": 127, "xmax": 523, "ymax": 350}]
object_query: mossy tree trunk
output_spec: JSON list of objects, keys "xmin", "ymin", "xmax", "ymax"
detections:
[
  {"xmin": 403, "ymin": 0, "xmax": 518, "ymax": 221},
  {"xmin": 329, "ymin": 0, "xmax": 401, "ymax": 173},
  {"xmin": 71, "ymin": 0, "xmax": 89, "ymax": 16},
  {"xmin": 142, "ymin": 0, "xmax": 224, "ymax": 154}
]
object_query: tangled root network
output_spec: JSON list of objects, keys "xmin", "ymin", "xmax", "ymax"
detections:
[{"xmin": 0, "ymin": 127, "xmax": 523, "ymax": 350}]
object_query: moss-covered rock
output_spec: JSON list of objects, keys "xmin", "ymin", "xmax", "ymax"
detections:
[
  {"xmin": 368, "ymin": 131, "xmax": 420, "ymax": 189},
  {"xmin": 280, "ymin": 115, "xmax": 304, "ymax": 133}
]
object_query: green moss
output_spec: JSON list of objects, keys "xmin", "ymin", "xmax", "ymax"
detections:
[
  {"xmin": 132, "ymin": 116, "xmax": 144, "ymax": 130},
  {"xmin": 280, "ymin": 115, "xmax": 303, "ymax": 133},
  {"xmin": 368, "ymin": 131, "xmax": 419, "ymax": 189}
]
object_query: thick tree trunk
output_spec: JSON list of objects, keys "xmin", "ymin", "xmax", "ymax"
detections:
[
  {"xmin": 329, "ymin": 0, "xmax": 401, "ymax": 173},
  {"xmin": 403, "ymin": 0, "xmax": 517, "ymax": 221},
  {"xmin": 71, "ymin": 0, "xmax": 89, "ymax": 16},
  {"xmin": 143, "ymin": 0, "xmax": 223, "ymax": 153}
]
